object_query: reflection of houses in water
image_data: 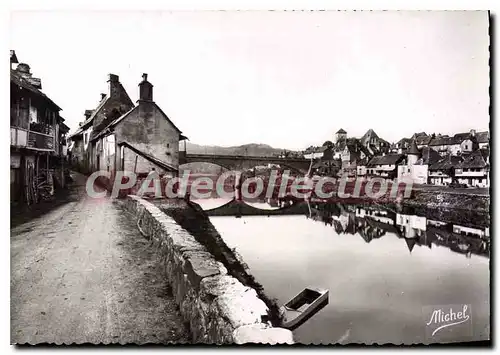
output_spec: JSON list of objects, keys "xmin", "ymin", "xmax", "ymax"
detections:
[
  {"xmin": 307, "ymin": 203, "xmax": 489, "ymax": 258},
  {"xmin": 354, "ymin": 206, "xmax": 398, "ymax": 243},
  {"xmin": 396, "ymin": 214, "xmax": 427, "ymax": 239},
  {"xmin": 356, "ymin": 206, "xmax": 394, "ymax": 225},
  {"xmin": 452, "ymin": 225, "xmax": 489, "ymax": 239},
  {"xmin": 427, "ymin": 219, "xmax": 447, "ymax": 228}
]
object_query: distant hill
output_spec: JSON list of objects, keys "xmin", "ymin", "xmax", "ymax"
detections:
[{"xmin": 185, "ymin": 142, "xmax": 289, "ymax": 157}]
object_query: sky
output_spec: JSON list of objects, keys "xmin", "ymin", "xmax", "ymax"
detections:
[{"xmin": 10, "ymin": 10, "xmax": 490, "ymax": 151}]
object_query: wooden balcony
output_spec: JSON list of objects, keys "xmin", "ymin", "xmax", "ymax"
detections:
[
  {"xmin": 28, "ymin": 131, "xmax": 55, "ymax": 151},
  {"xmin": 11, "ymin": 126, "xmax": 55, "ymax": 152}
]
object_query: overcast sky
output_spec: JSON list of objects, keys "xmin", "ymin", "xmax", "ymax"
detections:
[{"xmin": 10, "ymin": 10, "xmax": 489, "ymax": 150}]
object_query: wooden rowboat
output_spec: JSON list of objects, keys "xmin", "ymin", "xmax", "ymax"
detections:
[{"xmin": 279, "ymin": 287, "xmax": 329, "ymax": 330}]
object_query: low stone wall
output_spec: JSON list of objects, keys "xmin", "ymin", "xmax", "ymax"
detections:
[{"xmin": 121, "ymin": 195, "xmax": 294, "ymax": 345}]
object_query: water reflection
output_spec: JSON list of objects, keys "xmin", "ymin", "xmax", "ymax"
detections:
[
  {"xmin": 209, "ymin": 203, "xmax": 490, "ymax": 344},
  {"xmin": 306, "ymin": 203, "xmax": 490, "ymax": 259}
]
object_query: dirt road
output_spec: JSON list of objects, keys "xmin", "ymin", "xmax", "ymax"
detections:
[{"xmin": 11, "ymin": 172, "xmax": 189, "ymax": 344}]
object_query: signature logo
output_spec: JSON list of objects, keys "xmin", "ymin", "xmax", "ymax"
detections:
[{"xmin": 425, "ymin": 304, "xmax": 471, "ymax": 337}]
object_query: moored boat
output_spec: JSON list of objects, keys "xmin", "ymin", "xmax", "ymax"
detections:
[{"xmin": 279, "ymin": 287, "xmax": 329, "ymax": 330}]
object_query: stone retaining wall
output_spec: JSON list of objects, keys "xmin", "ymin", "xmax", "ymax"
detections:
[{"xmin": 121, "ymin": 195, "xmax": 294, "ymax": 345}]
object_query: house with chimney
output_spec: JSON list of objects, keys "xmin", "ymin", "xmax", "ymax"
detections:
[
  {"xmin": 91, "ymin": 73, "xmax": 188, "ymax": 182},
  {"xmin": 454, "ymin": 149, "xmax": 489, "ymax": 187},
  {"xmin": 10, "ymin": 50, "xmax": 69, "ymax": 205},
  {"xmin": 68, "ymin": 74, "xmax": 134, "ymax": 173}
]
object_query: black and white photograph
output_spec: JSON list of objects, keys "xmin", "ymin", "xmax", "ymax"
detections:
[{"xmin": 8, "ymin": 6, "xmax": 491, "ymax": 347}]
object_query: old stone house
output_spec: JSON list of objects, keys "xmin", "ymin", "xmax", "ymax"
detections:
[
  {"xmin": 454, "ymin": 149, "xmax": 489, "ymax": 188},
  {"xmin": 366, "ymin": 154, "xmax": 405, "ymax": 180},
  {"xmin": 91, "ymin": 73, "xmax": 188, "ymax": 181},
  {"xmin": 68, "ymin": 74, "xmax": 134, "ymax": 173},
  {"xmin": 428, "ymin": 155, "xmax": 463, "ymax": 186},
  {"xmin": 10, "ymin": 50, "xmax": 68, "ymax": 205}
]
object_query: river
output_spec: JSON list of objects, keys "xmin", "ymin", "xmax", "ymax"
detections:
[{"xmin": 194, "ymin": 198, "xmax": 490, "ymax": 344}]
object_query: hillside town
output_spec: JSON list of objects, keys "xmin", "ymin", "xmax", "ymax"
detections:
[
  {"xmin": 10, "ymin": 9, "xmax": 490, "ymax": 347},
  {"xmin": 300, "ymin": 127, "xmax": 490, "ymax": 188},
  {"xmin": 10, "ymin": 49, "xmax": 490, "ymax": 210}
]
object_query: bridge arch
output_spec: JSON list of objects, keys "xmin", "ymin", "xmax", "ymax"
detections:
[{"xmin": 182, "ymin": 154, "xmax": 310, "ymax": 175}]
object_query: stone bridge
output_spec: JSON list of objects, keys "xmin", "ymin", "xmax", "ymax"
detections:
[
  {"xmin": 202, "ymin": 198, "xmax": 310, "ymax": 217},
  {"xmin": 180, "ymin": 153, "xmax": 310, "ymax": 174}
]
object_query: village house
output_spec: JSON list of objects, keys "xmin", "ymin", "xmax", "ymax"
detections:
[
  {"xmin": 10, "ymin": 50, "xmax": 69, "ymax": 205},
  {"xmin": 454, "ymin": 149, "xmax": 489, "ymax": 188},
  {"xmin": 91, "ymin": 73, "xmax": 188, "ymax": 181},
  {"xmin": 396, "ymin": 140, "xmax": 441, "ymax": 184},
  {"xmin": 396, "ymin": 140, "xmax": 428, "ymax": 184},
  {"xmin": 412, "ymin": 132, "xmax": 433, "ymax": 149},
  {"xmin": 366, "ymin": 154, "xmax": 405, "ymax": 180},
  {"xmin": 334, "ymin": 128, "xmax": 347, "ymax": 144},
  {"xmin": 356, "ymin": 157, "xmax": 370, "ymax": 177},
  {"xmin": 340, "ymin": 139, "xmax": 371, "ymax": 177},
  {"xmin": 428, "ymin": 130, "xmax": 481, "ymax": 157},
  {"xmin": 475, "ymin": 131, "xmax": 490, "ymax": 149},
  {"xmin": 394, "ymin": 137, "xmax": 412, "ymax": 154},
  {"xmin": 68, "ymin": 74, "xmax": 135, "ymax": 173},
  {"xmin": 359, "ymin": 129, "xmax": 391, "ymax": 155},
  {"xmin": 428, "ymin": 155, "xmax": 463, "ymax": 186}
]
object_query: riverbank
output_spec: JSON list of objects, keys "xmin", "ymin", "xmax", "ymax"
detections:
[
  {"xmin": 150, "ymin": 198, "xmax": 285, "ymax": 327},
  {"xmin": 402, "ymin": 190, "xmax": 490, "ymax": 228}
]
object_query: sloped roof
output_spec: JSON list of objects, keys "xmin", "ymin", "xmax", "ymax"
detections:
[
  {"xmin": 360, "ymin": 129, "xmax": 379, "ymax": 144},
  {"xmin": 357, "ymin": 157, "xmax": 371, "ymax": 166},
  {"xmin": 80, "ymin": 95, "xmax": 109, "ymax": 130},
  {"xmin": 429, "ymin": 136, "xmax": 460, "ymax": 146},
  {"xmin": 420, "ymin": 146, "xmax": 441, "ymax": 165},
  {"xmin": 456, "ymin": 150, "xmax": 487, "ymax": 169},
  {"xmin": 118, "ymin": 141, "xmax": 178, "ymax": 172},
  {"xmin": 412, "ymin": 132, "xmax": 428, "ymax": 139},
  {"xmin": 397, "ymin": 137, "xmax": 412, "ymax": 146},
  {"xmin": 10, "ymin": 50, "xmax": 18, "ymax": 64},
  {"xmin": 10, "ymin": 69, "xmax": 61, "ymax": 110},
  {"xmin": 60, "ymin": 122, "xmax": 70, "ymax": 133},
  {"xmin": 92, "ymin": 102, "xmax": 185, "ymax": 142},
  {"xmin": 367, "ymin": 154, "xmax": 404, "ymax": 167},
  {"xmin": 408, "ymin": 140, "xmax": 420, "ymax": 155},
  {"xmin": 429, "ymin": 155, "xmax": 462, "ymax": 170},
  {"xmin": 415, "ymin": 135, "xmax": 433, "ymax": 146},
  {"xmin": 475, "ymin": 131, "xmax": 489, "ymax": 144},
  {"xmin": 336, "ymin": 128, "xmax": 347, "ymax": 134}
]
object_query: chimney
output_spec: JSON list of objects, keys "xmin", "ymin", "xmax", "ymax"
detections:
[
  {"xmin": 470, "ymin": 129, "xmax": 476, "ymax": 137},
  {"xmin": 84, "ymin": 110, "xmax": 93, "ymax": 119},
  {"xmin": 79, "ymin": 122, "xmax": 83, "ymax": 127},
  {"xmin": 16, "ymin": 63, "xmax": 31, "ymax": 76},
  {"xmin": 107, "ymin": 73, "xmax": 120, "ymax": 97},
  {"xmin": 138, "ymin": 73, "xmax": 154, "ymax": 102}
]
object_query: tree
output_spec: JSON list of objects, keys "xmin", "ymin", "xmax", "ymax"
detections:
[{"xmin": 323, "ymin": 140, "xmax": 333, "ymax": 147}]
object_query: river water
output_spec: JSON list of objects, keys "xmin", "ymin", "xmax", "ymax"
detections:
[{"xmin": 195, "ymin": 198, "xmax": 490, "ymax": 344}]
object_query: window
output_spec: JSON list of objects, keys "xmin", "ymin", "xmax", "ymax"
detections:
[
  {"xmin": 29, "ymin": 105, "xmax": 38, "ymax": 123},
  {"xmin": 166, "ymin": 143, "xmax": 170, "ymax": 148}
]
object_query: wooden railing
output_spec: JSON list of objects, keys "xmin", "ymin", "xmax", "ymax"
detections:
[{"xmin": 11, "ymin": 125, "xmax": 55, "ymax": 151}]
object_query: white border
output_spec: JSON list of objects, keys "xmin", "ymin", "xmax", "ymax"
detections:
[{"xmin": 2, "ymin": 1, "xmax": 496, "ymax": 354}]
